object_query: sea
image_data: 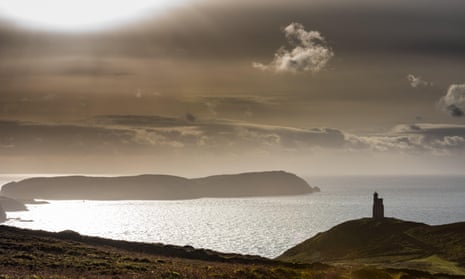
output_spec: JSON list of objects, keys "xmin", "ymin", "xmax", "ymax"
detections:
[{"xmin": 1, "ymin": 175, "xmax": 465, "ymax": 259}]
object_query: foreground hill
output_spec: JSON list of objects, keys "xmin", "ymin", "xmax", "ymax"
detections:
[
  {"xmin": 0, "ymin": 225, "xmax": 324, "ymax": 278},
  {"xmin": 278, "ymin": 218, "xmax": 465, "ymax": 276},
  {"xmin": 1, "ymin": 225, "xmax": 462, "ymax": 279},
  {"xmin": 0, "ymin": 171, "xmax": 317, "ymax": 200}
]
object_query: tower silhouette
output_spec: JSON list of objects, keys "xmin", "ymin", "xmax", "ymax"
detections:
[{"xmin": 372, "ymin": 192, "xmax": 384, "ymax": 219}]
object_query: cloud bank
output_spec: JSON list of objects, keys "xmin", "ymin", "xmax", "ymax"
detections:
[
  {"xmin": 2, "ymin": 116, "xmax": 465, "ymax": 157},
  {"xmin": 351, "ymin": 123, "xmax": 465, "ymax": 154},
  {"xmin": 253, "ymin": 23, "xmax": 333, "ymax": 73},
  {"xmin": 1, "ymin": 117, "xmax": 465, "ymax": 175}
]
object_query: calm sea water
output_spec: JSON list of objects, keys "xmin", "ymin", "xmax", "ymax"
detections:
[{"xmin": 2, "ymin": 175, "xmax": 465, "ymax": 258}]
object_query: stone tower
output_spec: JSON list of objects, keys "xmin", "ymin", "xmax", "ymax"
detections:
[{"xmin": 372, "ymin": 192, "xmax": 384, "ymax": 219}]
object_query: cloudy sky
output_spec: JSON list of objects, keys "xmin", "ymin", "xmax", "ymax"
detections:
[{"xmin": 1, "ymin": 0, "xmax": 465, "ymax": 176}]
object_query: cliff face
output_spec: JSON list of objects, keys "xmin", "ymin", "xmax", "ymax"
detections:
[{"xmin": 0, "ymin": 171, "xmax": 316, "ymax": 200}]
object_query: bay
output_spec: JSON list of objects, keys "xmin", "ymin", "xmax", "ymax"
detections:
[{"xmin": 2, "ymin": 175, "xmax": 465, "ymax": 258}]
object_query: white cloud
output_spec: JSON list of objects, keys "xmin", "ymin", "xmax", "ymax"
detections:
[
  {"xmin": 434, "ymin": 136, "xmax": 465, "ymax": 148},
  {"xmin": 349, "ymin": 123, "xmax": 465, "ymax": 154},
  {"xmin": 407, "ymin": 74, "xmax": 430, "ymax": 88},
  {"xmin": 439, "ymin": 84, "xmax": 465, "ymax": 117},
  {"xmin": 253, "ymin": 22, "xmax": 333, "ymax": 73}
]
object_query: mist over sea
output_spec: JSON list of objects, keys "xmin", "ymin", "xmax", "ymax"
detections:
[{"xmin": 2, "ymin": 175, "xmax": 465, "ymax": 258}]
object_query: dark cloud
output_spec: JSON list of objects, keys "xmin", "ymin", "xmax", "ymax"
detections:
[
  {"xmin": 2, "ymin": 116, "xmax": 465, "ymax": 159},
  {"xmin": 0, "ymin": 120, "xmax": 134, "ymax": 156},
  {"xmin": 446, "ymin": 104, "xmax": 464, "ymax": 117},
  {"xmin": 200, "ymin": 96, "xmax": 279, "ymax": 118},
  {"xmin": 349, "ymin": 123, "xmax": 465, "ymax": 153},
  {"xmin": 60, "ymin": 63, "xmax": 132, "ymax": 77},
  {"xmin": 185, "ymin": 113, "xmax": 196, "ymax": 122},
  {"xmin": 1, "ymin": 116, "xmax": 465, "ymax": 174},
  {"xmin": 396, "ymin": 123, "xmax": 465, "ymax": 138},
  {"xmin": 439, "ymin": 84, "xmax": 465, "ymax": 117},
  {"xmin": 93, "ymin": 115, "xmax": 190, "ymax": 127},
  {"xmin": 0, "ymin": 116, "xmax": 351, "ymax": 157},
  {"xmin": 1, "ymin": 0, "xmax": 464, "ymax": 60}
]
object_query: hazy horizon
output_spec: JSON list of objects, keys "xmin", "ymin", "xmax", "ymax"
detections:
[{"xmin": 1, "ymin": 0, "xmax": 465, "ymax": 176}]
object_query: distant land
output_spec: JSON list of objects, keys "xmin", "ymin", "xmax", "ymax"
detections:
[
  {"xmin": 0, "ymin": 195, "xmax": 28, "ymax": 212},
  {"xmin": 279, "ymin": 218, "xmax": 465, "ymax": 276},
  {"xmin": 0, "ymin": 208, "xmax": 5, "ymax": 223},
  {"xmin": 0, "ymin": 171, "xmax": 318, "ymax": 200},
  {"xmin": 0, "ymin": 195, "xmax": 27, "ymax": 223}
]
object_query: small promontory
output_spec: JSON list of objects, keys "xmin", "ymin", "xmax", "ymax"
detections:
[
  {"xmin": 0, "ymin": 196, "xmax": 28, "ymax": 212},
  {"xmin": 0, "ymin": 171, "xmax": 317, "ymax": 200},
  {"xmin": 0, "ymin": 207, "xmax": 5, "ymax": 223}
]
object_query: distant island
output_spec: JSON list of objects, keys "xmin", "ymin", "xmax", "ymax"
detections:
[{"xmin": 0, "ymin": 171, "xmax": 318, "ymax": 200}]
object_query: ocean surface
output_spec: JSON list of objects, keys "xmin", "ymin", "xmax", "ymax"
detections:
[{"xmin": 2, "ymin": 175, "xmax": 465, "ymax": 258}]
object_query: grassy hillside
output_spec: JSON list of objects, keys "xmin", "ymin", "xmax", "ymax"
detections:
[
  {"xmin": 2, "ymin": 224, "xmax": 463, "ymax": 278},
  {"xmin": 278, "ymin": 218, "xmax": 465, "ymax": 276},
  {"xmin": 0, "ymin": 225, "xmax": 330, "ymax": 279}
]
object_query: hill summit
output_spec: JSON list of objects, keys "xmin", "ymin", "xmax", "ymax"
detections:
[{"xmin": 278, "ymin": 217, "xmax": 465, "ymax": 274}]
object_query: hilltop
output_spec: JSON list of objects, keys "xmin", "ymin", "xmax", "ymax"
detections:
[
  {"xmin": 0, "ymin": 171, "xmax": 318, "ymax": 200},
  {"xmin": 278, "ymin": 218, "xmax": 465, "ymax": 276}
]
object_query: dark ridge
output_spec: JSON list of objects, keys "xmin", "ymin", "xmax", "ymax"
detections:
[{"xmin": 0, "ymin": 224, "xmax": 323, "ymax": 269}]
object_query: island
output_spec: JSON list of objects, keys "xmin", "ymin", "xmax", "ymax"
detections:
[{"xmin": 0, "ymin": 171, "xmax": 318, "ymax": 200}]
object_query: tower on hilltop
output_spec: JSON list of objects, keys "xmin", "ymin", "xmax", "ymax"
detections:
[{"xmin": 372, "ymin": 192, "xmax": 384, "ymax": 219}]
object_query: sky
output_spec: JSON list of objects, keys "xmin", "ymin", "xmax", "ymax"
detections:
[{"xmin": 1, "ymin": 0, "xmax": 465, "ymax": 176}]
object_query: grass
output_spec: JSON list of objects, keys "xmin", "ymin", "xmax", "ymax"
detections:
[
  {"xmin": 278, "ymin": 218, "xmax": 465, "ymax": 268},
  {"xmin": 405, "ymin": 255, "xmax": 465, "ymax": 276},
  {"xmin": 0, "ymin": 224, "xmax": 464, "ymax": 278},
  {"xmin": 0, "ymin": 225, "xmax": 324, "ymax": 278}
]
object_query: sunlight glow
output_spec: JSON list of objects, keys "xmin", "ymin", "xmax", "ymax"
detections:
[{"xmin": 0, "ymin": 0, "xmax": 185, "ymax": 31}]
